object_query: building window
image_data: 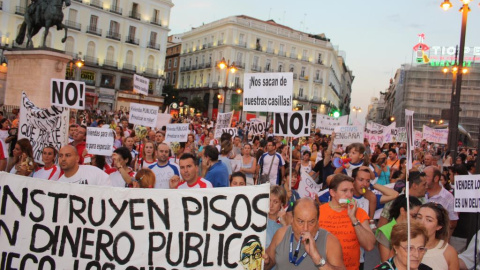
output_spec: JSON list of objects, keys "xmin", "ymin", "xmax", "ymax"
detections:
[
  {"xmin": 299, "ymin": 88, "xmax": 304, "ymax": 97},
  {"xmin": 166, "ymin": 72, "xmax": 170, "ymax": 84},
  {"xmin": 172, "ymin": 71, "xmax": 177, "ymax": 84},
  {"xmin": 168, "ymin": 59, "xmax": 172, "ymax": 68},
  {"xmin": 174, "ymin": 58, "xmax": 178, "ymax": 67},
  {"xmin": 101, "ymin": 74, "xmax": 116, "ymax": 88},
  {"xmin": 152, "ymin": 9, "xmax": 160, "ymax": 24},
  {"xmin": 301, "ymin": 67, "xmax": 306, "ymax": 77}
]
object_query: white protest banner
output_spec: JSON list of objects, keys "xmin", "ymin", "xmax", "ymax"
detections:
[
  {"xmin": 454, "ymin": 174, "xmax": 480, "ymax": 213},
  {"xmin": 0, "ymin": 172, "xmax": 269, "ymax": 269},
  {"xmin": 214, "ymin": 111, "xmax": 234, "ymax": 138},
  {"xmin": 156, "ymin": 113, "xmax": 172, "ymax": 129},
  {"xmin": 298, "ymin": 172, "xmax": 323, "ymax": 199},
  {"xmin": 273, "ymin": 111, "xmax": 311, "ymax": 137},
  {"xmin": 221, "ymin": 128, "xmax": 238, "ymax": 138},
  {"xmin": 384, "ymin": 127, "xmax": 407, "ymax": 144},
  {"xmin": 248, "ymin": 121, "xmax": 267, "ymax": 136},
  {"xmin": 334, "ymin": 125, "xmax": 364, "ymax": 145},
  {"xmin": 243, "ymin": 73, "xmax": 293, "ymax": 112},
  {"xmin": 414, "ymin": 130, "xmax": 423, "ymax": 148},
  {"xmin": 315, "ymin": 114, "xmax": 348, "ymax": 135},
  {"xmin": 422, "ymin": 125, "xmax": 448, "ymax": 144},
  {"xmin": 19, "ymin": 92, "xmax": 69, "ymax": 163},
  {"xmin": 365, "ymin": 122, "xmax": 387, "ymax": 146},
  {"xmin": 86, "ymin": 127, "xmax": 114, "ymax": 156},
  {"xmin": 129, "ymin": 103, "xmax": 159, "ymax": 128},
  {"xmin": 50, "ymin": 78, "xmax": 86, "ymax": 109},
  {"xmin": 164, "ymin": 123, "xmax": 189, "ymax": 142},
  {"xmin": 381, "ymin": 122, "xmax": 398, "ymax": 144},
  {"xmin": 133, "ymin": 74, "xmax": 149, "ymax": 96}
]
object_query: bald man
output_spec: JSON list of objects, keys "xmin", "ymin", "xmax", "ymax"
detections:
[{"xmin": 57, "ymin": 145, "xmax": 111, "ymax": 186}]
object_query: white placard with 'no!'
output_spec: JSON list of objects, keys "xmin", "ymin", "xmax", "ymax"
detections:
[
  {"xmin": 133, "ymin": 74, "xmax": 149, "ymax": 96},
  {"xmin": 454, "ymin": 174, "xmax": 480, "ymax": 213},
  {"xmin": 221, "ymin": 128, "xmax": 238, "ymax": 138},
  {"xmin": 51, "ymin": 78, "xmax": 86, "ymax": 109},
  {"xmin": 129, "ymin": 103, "xmax": 158, "ymax": 128},
  {"xmin": 273, "ymin": 111, "xmax": 311, "ymax": 137},
  {"xmin": 243, "ymin": 73, "xmax": 293, "ymax": 112},
  {"xmin": 164, "ymin": 124, "xmax": 189, "ymax": 143},
  {"xmin": 334, "ymin": 125, "xmax": 364, "ymax": 145},
  {"xmin": 85, "ymin": 127, "xmax": 114, "ymax": 156}
]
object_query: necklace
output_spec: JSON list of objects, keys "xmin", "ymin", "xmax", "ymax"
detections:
[{"xmin": 289, "ymin": 230, "xmax": 319, "ymax": 266}]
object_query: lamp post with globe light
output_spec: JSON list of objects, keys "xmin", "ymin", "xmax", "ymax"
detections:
[{"xmin": 217, "ymin": 58, "xmax": 237, "ymax": 113}]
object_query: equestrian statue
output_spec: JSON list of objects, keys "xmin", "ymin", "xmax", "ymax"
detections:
[{"xmin": 15, "ymin": 0, "xmax": 71, "ymax": 48}]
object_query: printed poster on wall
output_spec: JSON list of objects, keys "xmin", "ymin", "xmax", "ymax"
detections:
[
  {"xmin": 243, "ymin": 73, "xmax": 293, "ymax": 112},
  {"xmin": 0, "ymin": 173, "xmax": 269, "ymax": 269},
  {"xmin": 19, "ymin": 92, "xmax": 69, "ymax": 163}
]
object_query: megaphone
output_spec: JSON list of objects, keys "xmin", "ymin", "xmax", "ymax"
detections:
[{"xmin": 333, "ymin": 157, "xmax": 343, "ymax": 168}]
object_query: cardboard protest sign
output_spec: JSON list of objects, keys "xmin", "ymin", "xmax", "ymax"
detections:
[
  {"xmin": 129, "ymin": 103, "xmax": 159, "ymax": 128},
  {"xmin": 156, "ymin": 113, "xmax": 172, "ymax": 129},
  {"xmin": 297, "ymin": 172, "xmax": 322, "ymax": 199},
  {"xmin": 248, "ymin": 121, "xmax": 267, "ymax": 136},
  {"xmin": 214, "ymin": 111, "xmax": 234, "ymax": 138},
  {"xmin": 454, "ymin": 174, "xmax": 480, "ymax": 213},
  {"xmin": 133, "ymin": 74, "xmax": 149, "ymax": 96},
  {"xmin": 243, "ymin": 73, "xmax": 293, "ymax": 112},
  {"xmin": 221, "ymin": 128, "xmax": 238, "ymax": 138},
  {"xmin": 0, "ymin": 173, "xmax": 269, "ymax": 269},
  {"xmin": 86, "ymin": 127, "xmax": 114, "ymax": 156},
  {"xmin": 164, "ymin": 123, "xmax": 189, "ymax": 143},
  {"xmin": 315, "ymin": 115, "xmax": 348, "ymax": 135},
  {"xmin": 19, "ymin": 92, "xmax": 69, "ymax": 163},
  {"xmin": 422, "ymin": 125, "xmax": 448, "ymax": 144},
  {"xmin": 274, "ymin": 111, "xmax": 311, "ymax": 137},
  {"xmin": 50, "ymin": 78, "xmax": 86, "ymax": 109},
  {"xmin": 334, "ymin": 125, "xmax": 364, "ymax": 145}
]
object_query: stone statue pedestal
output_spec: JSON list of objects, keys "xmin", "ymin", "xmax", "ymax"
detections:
[{"xmin": 4, "ymin": 49, "xmax": 72, "ymax": 108}]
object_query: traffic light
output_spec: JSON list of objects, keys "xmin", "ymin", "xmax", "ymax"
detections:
[{"xmin": 332, "ymin": 110, "xmax": 340, "ymax": 118}]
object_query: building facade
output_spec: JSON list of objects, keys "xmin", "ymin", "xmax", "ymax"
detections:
[
  {"xmin": 0, "ymin": 0, "xmax": 173, "ymax": 110},
  {"xmin": 165, "ymin": 35, "xmax": 182, "ymax": 88},
  {"xmin": 366, "ymin": 96, "xmax": 385, "ymax": 124},
  {"xmin": 382, "ymin": 63, "xmax": 480, "ymax": 146},
  {"xmin": 176, "ymin": 15, "xmax": 354, "ymax": 120}
]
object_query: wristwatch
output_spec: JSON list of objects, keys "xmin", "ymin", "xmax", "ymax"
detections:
[
  {"xmin": 315, "ymin": 258, "xmax": 326, "ymax": 268},
  {"xmin": 352, "ymin": 220, "xmax": 361, "ymax": 227}
]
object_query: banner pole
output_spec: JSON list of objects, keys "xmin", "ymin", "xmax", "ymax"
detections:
[{"xmin": 289, "ymin": 137, "xmax": 293, "ymax": 191}]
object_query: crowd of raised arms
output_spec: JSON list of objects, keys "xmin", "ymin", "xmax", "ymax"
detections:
[{"xmin": 1, "ymin": 108, "xmax": 479, "ymax": 270}]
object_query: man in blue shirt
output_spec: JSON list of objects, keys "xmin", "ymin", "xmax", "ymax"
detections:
[{"xmin": 202, "ymin": 145, "xmax": 229, "ymax": 187}]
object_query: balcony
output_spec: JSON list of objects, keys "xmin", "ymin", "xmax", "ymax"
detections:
[
  {"xmin": 147, "ymin": 41, "xmax": 160, "ymax": 50},
  {"xmin": 89, "ymin": 0, "xmax": 103, "ymax": 9},
  {"xmin": 314, "ymin": 78, "xmax": 323, "ymax": 84},
  {"xmin": 299, "ymin": 75, "xmax": 308, "ymax": 81},
  {"xmin": 235, "ymin": 62, "xmax": 245, "ymax": 69},
  {"xmin": 103, "ymin": 60, "xmax": 118, "ymax": 69},
  {"xmin": 125, "ymin": 36, "xmax": 139, "ymax": 45},
  {"xmin": 106, "ymin": 31, "xmax": 121, "ymax": 41},
  {"xmin": 129, "ymin": 10, "xmax": 141, "ymax": 20},
  {"xmin": 266, "ymin": 48, "xmax": 274, "ymax": 54},
  {"xmin": 217, "ymin": 40, "xmax": 224, "ymax": 46},
  {"xmin": 201, "ymin": 44, "xmax": 206, "ymax": 50},
  {"xmin": 191, "ymin": 64, "xmax": 198, "ymax": 70},
  {"xmin": 109, "ymin": 5, "xmax": 122, "ymax": 15},
  {"xmin": 236, "ymin": 42, "xmax": 246, "ymax": 48},
  {"xmin": 72, "ymin": 0, "xmax": 82, "ymax": 2},
  {"xmin": 205, "ymin": 62, "xmax": 212, "ymax": 68},
  {"xmin": 207, "ymin": 43, "xmax": 213, "ymax": 48},
  {"xmin": 293, "ymin": 73, "xmax": 298, "ymax": 79},
  {"xmin": 15, "ymin": 6, "xmax": 26, "ymax": 15},
  {"xmin": 278, "ymin": 51, "xmax": 286, "ymax": 57},
  {"xmin": 64, "ymin": 20, "xmax": 81, "ymax": 31},
  {"xmin": 316, "ymin": 59, "xmax": 323, "ymax": 65},
  {"xmin": 301, "ymin": 56, "xmax": 309, "ymax": 62},
  {"xmin": 144, "ymin": 68, "xmax": 158, "ymax": 77},
  {"xmin": 84, "ymin": 56, "xmax": 99, "ymax": 66},
  {"xmin": 293, "ymin": 94, "xmax": 308, "ymax": 101},
  {"xmin": 290, "ymin": 54, "xmax": 297, "ymax": 60},
  {"xmin": 123, "ymin": 63, "xmax": 136, "ymax": 72},
  {"xmin": 86, "ymin": 25, "xmax": 102, "ymax": 36},
  {"xmin": 251, "ymin": 65, "xmax": 262, "ymax": 72},
  {"xmin": 255, "ymin": 45, "xmax": 262, "ymax": 51},
  {"xmin": 150, "ymin": 18, "xmax": 161, "ymax": 26},
  {"xmin": 264, "ymin": 66, "xmax": 274, "ymax": 73}
]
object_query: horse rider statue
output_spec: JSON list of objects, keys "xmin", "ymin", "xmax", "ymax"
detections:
[{"xmin": 15, "ymin": 0, "xmax": 71, "ymax": 48}]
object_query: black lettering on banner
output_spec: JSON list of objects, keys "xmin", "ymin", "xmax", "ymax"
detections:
[
  {"xmin": 52, "ymin": 80, "xmax": 64, "ymax": 104},
  {"xmin": 70, "ymin": 195, "xmax": 87, "ymax": 224},
  {"xmin": 48, "ymin": 192, "xmax": 68, "ymax": 223},
  {"xmin": 19, "ymin": 253, "xmax": 38, "ymax": 269},
  {"xmin": 130, "ymin": 199, "xmax": 145, "ymax": 230},
  {"xmin": 166, "ymin": 232, "xmax": 183, "ymax": 266},
  {"xmin": 113, "ymin": 232, "xmax": 134, "ymax": 265},
  {"xmin": 148, "ymin": 232, "xmax": 166, "ymax": 265},
  {"xmin": 102, "ymin": 262, "xmax": 115, "ymax": 269},
  {"xmin": 223, "ymin": 233, "xmax": 242, "ymax": 268},
  {"xmin": 5, "ymin": 252, "xmax": 20, "ymax": 270},
  {"xmin": 251, "ymin": 193, "xmax": 269, "ymax": 232},
  {"xmin": 108, "ymin": 199, "xmax": 128, "ymax": 228},
  {"xmin": 203, "ymin": 197, "xmax": 209, "ymax": 232},
  {"xmin": 1, "ymin": 186, "xmax": 28, "ymax": 216},
  {"xmin": 88, "ymin": 197, "xmax": 106, "ymax": 227},
  {"xmin": 95, "ymin": 229, "xmax": 114, "ymax": 261},
  {"xmin": 0, "ymin": 220, "xmax": 19, "ymax": 245},
  {"xmin": 29, "ymin": 189, "xmax": 45, "ymax": 222},
  {"xmin": 65, "ymin": 83, "xmax": 79, "ymax": 106},
  {"xmin": 231, "ymin": 195, "xmax": 251, "ymax": 230},
  {"xmin": 184, "ymin": 232, "xmax": 203, "ymax": 268},
  {"xmin": 59, "ymin": 226, "xmax": 81, "ymax": 257},
  {"xmin": 85, "ymin": 260, "xmax": 101, "ymax": 269},
  {"xmin": 182, "ymin": 197, "xmax": 202, "ymax": 231},
  {"xmin": 147, "ymin": 198, "xmax": 170, "ymax": 230},
  {"xmin": 30, "ymin": 224, "xmax": 60, "ymax": 254},
  {"xmin": 217, "ymin": 234, "xmax": 224, "ymax": 266},
  {"xmin": 289, "ymin": 113, "xmax": 303, "ymax": 135},
  {"xmin": 275, "ymin": 113, "xmax": 288, "ymax": 134},
  {"xmin": 203, "ymin": 233, "xmax": 214, "ymax": 267},
  {"xmin": 80, "ymin": 228, "xmax": 95, "ymax": 259},
  {"xmin": 209, "ymin": 195, "xmax": 231, "ymax": 231}
]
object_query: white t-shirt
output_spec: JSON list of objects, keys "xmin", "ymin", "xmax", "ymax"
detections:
[
  {"xmin": 258, "ymin": 152, "xmax": 285, "ymax": 185},
  {"xmin": 33, "ymin": 165, "xmax": 61, "ymax": 181},
  {"xmin": 58, "ymin": 165, "xmax": 112, "ymax": 186},
  {"xmin": 177, "ymin": 177, "xmax": 213, "ymax": 189},
  {"xmin": 107, "ymin": 168, "xmax": 136, "ymax": 188},
  {"xmin": 149, "ymin": 161, "xmax": 181, "ymax": 189}
]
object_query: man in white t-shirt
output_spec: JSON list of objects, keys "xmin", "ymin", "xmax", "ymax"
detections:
[
  {"xmin": 57, "ymin": 145, "xmax": 112, "ymax": 186},
  {"xmin": 169, "ymin": 153, "xmax": 212, "ymax": 189},
  {"xmin": 256, "ymin": 140, "xmax": 285, "ymax": 185},
  {"xmin": 149, "ymin": 143, "xmax": 180, "ymax": 189}
]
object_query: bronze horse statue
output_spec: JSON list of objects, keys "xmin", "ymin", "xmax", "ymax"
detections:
[{"xmin": 15, "ymin": 0, "xmax": 71, "ymax": 48}]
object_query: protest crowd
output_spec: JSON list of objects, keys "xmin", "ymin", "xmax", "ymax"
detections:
[{"xmin": 2, "ymin": 106, "xmax": 480, "ymax": 270}]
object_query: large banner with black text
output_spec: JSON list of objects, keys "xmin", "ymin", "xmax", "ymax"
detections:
[
  {"xmin": 19, "ymin": 92, "xmax": 69, "ymax": 164},
  {"xmin": 0, "ymin": 173, "xmax": 269, "ymax": 269}
]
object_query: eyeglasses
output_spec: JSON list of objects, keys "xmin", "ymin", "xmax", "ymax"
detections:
[
  {"xmin": 240, "ymin": 250, "xmax": 262, "ymax": 265},
  {"xmin": 399, "ymin": 245, "xmax": 427, "ymax": 254}
]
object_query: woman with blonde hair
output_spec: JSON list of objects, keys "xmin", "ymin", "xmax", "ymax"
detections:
[{"xmin": 135, "ymin": 168, "xmax": 156, "ymax": 188}]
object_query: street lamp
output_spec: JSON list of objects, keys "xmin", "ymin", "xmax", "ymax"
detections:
[
  {"xmin": 217, "ymin": 57, "xmax": 237, "ymax": 113},
  {"xmin": 442, "ymin": 0, "xmax": 475, "ymax": 160},
  {"xmin": 352, "ymin": 106, "xmax": 362, "ymax": 118}
]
